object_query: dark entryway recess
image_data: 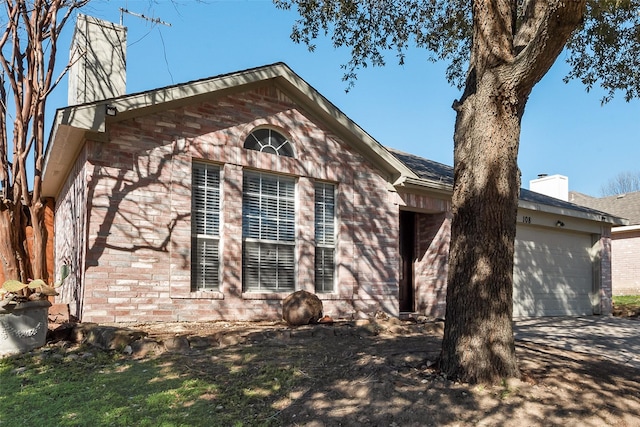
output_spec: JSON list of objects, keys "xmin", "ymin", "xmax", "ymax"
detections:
[{"xmin": 399, "ymin": 210, "xmax": 415, "ymax": 313}]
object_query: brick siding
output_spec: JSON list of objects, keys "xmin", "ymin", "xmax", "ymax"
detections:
[
  {"xmin": 413, "ymin": 212, "xmax": 451, "ymax": 319},
  {"xmin": 612, "ymin": 229, "xmax": 640, "ymax": 296},
  {"xmin": 53, "ymin": 146, "xmax": 89, "ymax": 319},
  {"xmin": 53, "ymin": 84, "xmax": 432, "ymax": 323},
  {"xmin": 51, "ymin": 81, "xmax": 611, "ymax": 323}
]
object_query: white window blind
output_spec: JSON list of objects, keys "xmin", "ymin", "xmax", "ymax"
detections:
[
  {"xmin": 191, "ymin": 162, "xmax": 220, "ymax": 291},
  {"xmin": 242, "ymin": 172, "xmax": 296, "ymax": 292},
  {"xmin": 315, "ymin": 182, "xmax": 336, "ymax": 293}
]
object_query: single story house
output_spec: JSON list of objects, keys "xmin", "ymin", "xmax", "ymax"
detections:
[
  {"xmin": 570, "ymin": 190, "xmax": 640, "ymax": 295},
  {"xmin": 41, "ymin": 17, "xmax": 623, "ymax": 323}
]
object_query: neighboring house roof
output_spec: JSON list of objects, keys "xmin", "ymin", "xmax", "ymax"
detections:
[
  {"xmin": 570, "ymin": 191, "xmax": 640, "ymax": 229},
  {"xmin": 44, "ymin": 62, "xmax": 624, "ymax": 226}
]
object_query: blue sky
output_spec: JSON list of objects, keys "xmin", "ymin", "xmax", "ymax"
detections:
[{"xmin": 49, "ymin": 0, "xmax": 640, "ymax": 197}]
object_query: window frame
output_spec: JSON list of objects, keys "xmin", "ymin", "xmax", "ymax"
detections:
[
  {"xmin": 243, "ymin": 128, "xmax": 295, "ymax": 158},
  {"xmin": 242, "ymin": 171, "xmax": 296, "ymax": 293},
  {"xmin": 314, "ymin": 181, "xmax": 337, "ymax": 293},
  {"xmin": 191, "ymin": 161, "xmax": 221, "ymax": 292}
]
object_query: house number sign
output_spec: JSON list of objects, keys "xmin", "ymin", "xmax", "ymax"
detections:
[{"xmin": 521, "ymin": 216, "xmax": 532, "ymax": 224}]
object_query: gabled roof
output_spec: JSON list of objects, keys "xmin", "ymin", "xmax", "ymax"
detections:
[
  {"xmin": 570, "ymin": 191, "xmax": 640, "ymax": 225},
  {"xmin": 389, "ymin": 148, "xmax": 625, "ymax": 225},
  {"xmin": 42, "ymin": 62, "xmax": 625, "ymax": 226},
  {"xmin": 43, "ymin": 62, "xmax": 417, "ymax": 197}
]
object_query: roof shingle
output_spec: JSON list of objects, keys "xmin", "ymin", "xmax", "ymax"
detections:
[
  {"xmin": 388, "ymin": 147, "xmax": 617, "ymax": 219},
  {"xmin": 569, "ymin": 191, "xmax": 640, "ymax": 225}
]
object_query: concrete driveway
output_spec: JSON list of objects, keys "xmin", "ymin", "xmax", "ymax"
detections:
[{"xmin": 513, "ymin": 316, "xmax": 640, "ymax": 370}]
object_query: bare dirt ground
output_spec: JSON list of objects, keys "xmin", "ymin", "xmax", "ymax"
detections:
[{"xmin": 77, "ymin": 314, "xmax": 640, "ymax": 427}]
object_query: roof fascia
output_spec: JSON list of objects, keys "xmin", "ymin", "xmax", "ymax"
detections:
[
  {"xmin": 44, "ymin": 63, "xmax": 418, "ymax": 197},
  {"xmin": 517, "ymin": 200, "xmax": 628, "ymax": 226},
  {"xmin": 56, "ymin": 67, "xmax": 288, "ymax": 130},
  {"xmin": 42, "ymin": 122, "xmax": 87, "ymax": 197},
  {"xmin": 394, "ymin": 176, "xmax": 628, "ymax": 226},
  {"xmin": 393, "ymin": 176, "xmax": 453, "ymax": 196},
  {"xmin": 612, "ymin": 224, "xmax": 640, "ymax": 233}
]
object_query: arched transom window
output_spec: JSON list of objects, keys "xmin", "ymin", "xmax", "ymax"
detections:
[{"xmin": 244, "ymin": 129, "xmax": 294, "ymax": 157}]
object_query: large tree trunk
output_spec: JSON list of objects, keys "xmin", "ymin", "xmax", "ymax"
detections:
[
  {"xmin": 441, "ymin": 70, "xmax": 523, "ymax": 383},
  {"xmin": 0, "ymin": 200, "xmax": 29, "ymax": 282},
  {"xmin": 440, "ymin": 0, "xmax": 587, "ymax": 383},
  {"xmin": 29, "ymin": 202, "xmax": 47, "ymax": 281}
]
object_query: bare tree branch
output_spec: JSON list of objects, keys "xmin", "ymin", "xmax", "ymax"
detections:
[
  {"xmin": 601, "ymin": 171, "xmax": 640, "ymax": 196},
  {"xmin": 0, "ymin": 0, "xmax": 88, "ymax": 283}
]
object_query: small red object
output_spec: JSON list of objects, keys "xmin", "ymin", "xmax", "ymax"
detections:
[{"xmin": 318, "ymin": 315, "xmax": 334, "ymax": 324}]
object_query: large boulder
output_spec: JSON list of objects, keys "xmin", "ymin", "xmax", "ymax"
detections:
[{"xmin": 282, "ymin": 290, "xmax": 323, "ymax": 326}]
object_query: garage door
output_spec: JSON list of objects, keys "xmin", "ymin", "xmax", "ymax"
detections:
[{"xmin": 513, "ymin": 226, "xmax": 595, "ymax": 317}]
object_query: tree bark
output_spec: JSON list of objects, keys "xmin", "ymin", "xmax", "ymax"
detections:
[
  {"xmin": 0, "ymin": 200, "xmax": 28, "ymax": 282},
  {"xmin": 28, "ymin": 202, "xmax": 47, "ymax": 281},
  {"xmin": 0, "ymin": 1, "xmax": 87, "ymax": 285},
  {"xmin": 441, "ymin": 69, "xmax": 522, "ymax": 383},
  {"xmin": 441, "ymin": 0, "xmax": 587, "ymax": 383}
]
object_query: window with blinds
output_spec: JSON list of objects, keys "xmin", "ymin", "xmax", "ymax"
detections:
[
  {"xmin": 191, "ymin": 162, "xmax": 220, "ymax": 291},
  {"xmin": 242, "ymin": 172, "xmax": 296, "ymax": 292},
  {"xmin": 315, "ymin": 182, "xmax": 336, "ymax": 293}
]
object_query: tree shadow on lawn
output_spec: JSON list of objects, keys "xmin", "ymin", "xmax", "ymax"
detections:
[{"xmin": 1, "ymin": 320, "xmax": 640, "ymax": 426}]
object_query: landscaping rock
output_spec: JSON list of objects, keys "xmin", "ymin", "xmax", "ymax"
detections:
[
  {"xmin": 163, "ymin": 335, "xmax": 191, "ymax": 352},
  {"xmin": 130, "ymin": 338, "xmax": 164, "ymax": 358},
  {"xmin": 282, "ymin": 290, "xmax": 323, "ymax": 326},
  {"xmin": 188, "ymin": 335, "xmax": 214, "ymax": 349},
  {"xmin": 217, "ymin": 332, "xmax": 247, "ymax": 347},
  {"xmin": 72, "ymin": 323, "xmax": 147, "ymax": 350}
]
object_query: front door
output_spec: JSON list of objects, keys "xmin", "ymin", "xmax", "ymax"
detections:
[{"xmin": 399, "ymin": 211, "xmax": 415, "ymax": 313}]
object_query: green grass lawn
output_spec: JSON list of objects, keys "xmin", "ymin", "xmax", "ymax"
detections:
[
  {"xmin": 613, "ymin": 295, "xmax": 640, "ymax": 305},
  {"xmin": 0, "ymin": 343, "xmax": 298, "ymax": 427}
]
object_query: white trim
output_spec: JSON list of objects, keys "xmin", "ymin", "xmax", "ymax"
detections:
[
  {"xmin": 44, "ymin": 63, "xmax": 417, "ymax": 198},
  {"xmin": 612, "ymin": 224, "xmax": 640, "ymax": 233},
  {"xmin": 517, "ymin": 200, "xmax": 627, "ymax": 226}
]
